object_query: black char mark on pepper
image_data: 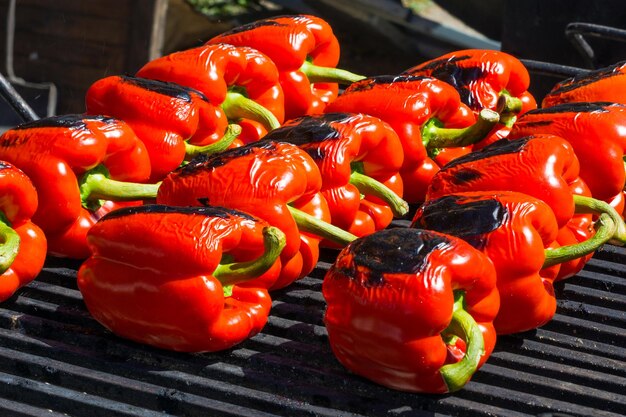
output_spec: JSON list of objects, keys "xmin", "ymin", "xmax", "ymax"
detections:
[
  {"xmin": 177, "ymin": 140, "xmax": 277, "ymax": 176},
  {"xmin": 549, "ymin": 61, "xmax": 626, "ymax": 94},
  {"xmin": 443, "ymin": 136, "xmax": 532, "ymax": 170},
  {"xmin": 100, "ymin": 204, "xmax": 257, "ymax": 222},
  {"xmin": 13, "ymin": 114, "xmax": 88, "ymax": 131},
  {"xmin": 415, "ymin": 195, "xmax": 506, "ymax": 250},
  {"xmin": 216, "ymin": 18, "xmax": 287, "ymax": 37},
  {"xmin": 120, "ymin": 75, "xmax": 209, "ymax": 103},
  {"xmin": 341, "ymin": 228, "xmax": 450, "ymax": 287},
  {"xmin": 346, "ymin": 75, "xmax": 432, "ymax": 93},
  {"xmin": 524, "ymin": 102, "xmax": 619, "ymax": 115}
]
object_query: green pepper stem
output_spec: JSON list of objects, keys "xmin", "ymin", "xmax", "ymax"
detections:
[
  {"xmin": 185, "ymin": 124, "xmax": 241, "ymax": 159},
  {"xmin": 287, "ymin": 205, "xmax": 357, "ymax": 246},
  {"xmin": 0, "ymin": 213, "xmax": 19, "ymax": 275},
  {"xmin": 440, "ymin": 291, "xmax": 485, "ymax": 393},
  {"xmin": 349, "ymin": 171, "xmax": 408, "ymax": 217},
  {"xmin": 223, "ymin": 90, "xmax": 281, "ymax": 131},
  {"xmin": 213, "ymin": 226, "xmax": 286, "ymax": 287},
  {"xmin": 80, "ymin": 165, "xmax": 160, "ymax": 208},
  {"xmin": 496, "ymin": 91, "xmax": 523, "ymax": 116},
  {"xmin": 573, "ymin": 194, "xmax": 626, "ymax": 245},
  {"xmin": 299, "ymin": 59, "xmax": 366, "ymax": 84},
  {"xmin": 423, "ymin": 108, "xmax": 500, "ymax": 149},
  {"xmin": 543, "ymin": 213, "xmax": 615, "ymax": 268}
]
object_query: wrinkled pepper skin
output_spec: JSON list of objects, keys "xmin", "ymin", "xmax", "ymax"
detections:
[
  {"xmin": 157, "ymin": 141, "xmax": 329, "ymax": 290},
  {"xmin": 323, "ymin": 228, "xmax": 499, "ymax": 394},
  {"xmin": 86, "ymin": 75, "xmax": 226, "ymax": 181},
  {"xmin": 78, "ymin": 205, "xmax": 275, "ymax": 352},
  {"xmin": 412, "ymin": 192, "xmax": 560, "ymax": 334},
  {"xmin": 0, "ymin": 115, "xmax": 151, "ymax": 258},
  {"xmin": 0, "ymin": 162, "xmax": 47, "ymax": 301},
  {"xmin": 427, "ymin": 135, "xmax": 595, "ymax": 280},
  {"xmin": 263, "ymin": 113, "xmax": 404, "ymax": 239},
  {"xmin": 542, "ymin": 61, "xmax": 626, "ymax": 107},
  {"xmin": 326, "ymin": 75, "xmax": 476, "ymax": 203},
  {"xmin": 510, "ymin": 102, "xmax": 626, "ymax": 202},
  {"xmin": 404, "ymin": 49, "xmax": 536, "ymax": 115},
  {"xmin": 207, "ymin": 15, "xmax": 340, "ymax": 119}
]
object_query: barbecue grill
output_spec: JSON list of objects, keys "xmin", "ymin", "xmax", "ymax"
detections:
[{"xmin": 0, "ymin": 7, "xmax": 625, "ymax": 417}]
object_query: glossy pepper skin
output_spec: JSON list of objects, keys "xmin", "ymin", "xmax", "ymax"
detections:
[
  {"xmin": 412, "ymin": 192, "xmax": 561, "ymax": 334},
  {"xmin": 157, "ymin": 141, "xmax": 331, "ymax": 290},
  {"xmin": 137, "ymin": 43, "xmax": 283, "ymax": 144},
  {"xmin": 0, "ymin": 162, "xmax": 47, "ymax": 302},
  {"xmin": 326, "ymin": 75, "xmax": 484, "ymax": 203},
  {"xmin": 77, "ymin": 205, "xmax": 280, "ymax": 352},
  {"xmin": 207, "ymin": 15, "xmax": 343, "ymax": 119},
  {"xmin": 323, "ymin": 228, "xmax": 499, "ymax": 394},
  {"xmin": 0, "ymin": 115, "xmax": 151, "ymax": 258},
  {"xmin": 509, "ymin": 102, "xmax": 626, "ymax": 202},
  {"xmin": 542, "ymin": 61, "xmax": 626, "ymax": 107},
  {"xmin": 263, "ymin": 113, "xmax": 406, "ymax": 240},
  {"xmin": 427, "ymin": 135, "xmax": 595, "ymax": 280},
  {"xmin": 86, "ymin": 75, "xmax": 227, "ymax": 181}
]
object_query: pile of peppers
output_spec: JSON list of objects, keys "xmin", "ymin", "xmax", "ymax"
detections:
[{"xmin": 0, "ymin": 12, "xmax": 625, "ymax": 397}]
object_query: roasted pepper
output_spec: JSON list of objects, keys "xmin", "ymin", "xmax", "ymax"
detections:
[
  {"xmin": 137, "ymin": 43, "xmax": 283, "ymax": 145},
  {"xmin": 326, "ymin": 75, "xmax": 499, "ymax": 203},
  {"xmin": 427, "ymin": 135, "xmax": 626, "ymax": 279},
  {"xmin": 0, "ymin": 162, "xmax": 47, "ymax": 302},
  {"xmin": 86, "ymin": 75, "xmax": 239, "ymax": 181},
  {"xmin": 207, "ymin": 15, "xmax": 365, "ymax": 119},
  {"xmin": 157, "ymin": 140, "xmax": 356, "ymax": 290},
  {"xmin": 412, "ymin": 191, "xmax": 615, "ymax": 333},
  {"xmin": 263, "ymin": 113, "xmax": 407, "ymax": 241},
  {"xmin": 0, "ymin": 114, "xmax": 158, "ymax": 258},
  {"xmin": 542, "ymin": 60, "xmax": 626, "ymax": 107},
  {"xmin": 509, "ymin": 102, "xmax": 626, "ymax": 202},
  {"xmin": 323, "ymin": 228, "xmax": 499, "ymax": 393},
  {"xmin": 77, "ymin": 204, "xmax": 285, "ymax": 352}
]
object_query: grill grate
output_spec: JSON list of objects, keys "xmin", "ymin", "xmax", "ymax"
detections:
[{"xmin": 0, "ymin": 237, "xmax": 624, "ymax": 417}]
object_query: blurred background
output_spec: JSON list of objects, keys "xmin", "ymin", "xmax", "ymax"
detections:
[{"xmin": 1, "ymin": 0, "xmax": 626, "ymax": 126}]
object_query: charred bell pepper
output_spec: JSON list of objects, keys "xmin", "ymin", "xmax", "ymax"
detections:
[
  {"xmin": 427, "ymin": 135, "xmax": 626, "ymax": 279},
  {"xmin": 323, "ymin": 228, "xmax": 499, "ymax": 394},
  {"xmin": 0, "ymin": 115, "xmax": 157, "ymax": 258},
  {"xmin": 542, "ymin": 60, "xmax": 626, "ymax": 108},
  {"xmin": 412, "ymin": 191, "xmax": 616, "ymax": 334},
  {"xmin": 326, "ymin": 75, "xmax": 499, "ymax": 203},
  {"xmin": 157, "ymin": 140, "xmax": 357, "ymax": 290},
  {"xmin": 86, "ymin": 75, "xmax": 239, "ymax": 181},
  {"xmin": 0, "ymin": 162, "xmax": 47, "ymax": 302},
  {"xmin": 509, "ymin": 102, "xmax": 626, "ymax": 202},
  {"xmin": 262, "ymin": 113, "xmax": 407, "ymax": 241},
  {"xmin": 77, "ymin": 204, "xmax": 285, "ymax": 352},
  {"xmin": 207, "ymin": 14, "xmax": 365, "ymax": 119},
  {"xmin": 136, "ymin": 43, "xmax": 283, "ymax": 145}
]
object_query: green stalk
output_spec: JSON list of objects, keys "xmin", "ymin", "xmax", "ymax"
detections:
[
  {"xmin": 0, "ymin": 213, "xmax": 19, "ymax": 275},
  {"xmin": 543, "ymin": 213, "xmax": 615, "ymax": 268},
  {"xmin": 423, "ymin": 108, "xmax": 500, "ymax": 150},
  {"xmin": 299, "ymin": 59, "xmax": 366, "ymax": 84},
  {"xmin": 222, "ymin": 87, "xmax": 281, "ymax": 132},
  {"xmin": 349, "ymin": 171, "xmax": 408, "ymax": 217},
  {"xmin": 80, "ymin": 165, "xmax": 160, "ymax": 210},
  {"xmin": 287, "ymin": 206, "xmax": 357, "ymax": 247},
  {"xmin": 440, "ymin": 291, "xmax": 485, "ymax": 392},
  {"xmin": 214, "ymin": 226, "xmax": 286, "ymax": 292},
  {"xmin": 185, "ymin": 124, "xmax": 241, "ymax": 159},
  {"xmin": 573, "ymin": 194, "xmax": 626, "ymax": 245},
  {"xmin": 496, "ymin": 90, "xmax": 523, "ymax": 116}
]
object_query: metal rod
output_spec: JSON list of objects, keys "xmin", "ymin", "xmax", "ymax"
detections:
[
  {"xmin": 566, "ymin": 22, "xmax": 626, "ymax": 69},
  {"xmin": 520, "ymin": 59, "xmax": 590, "ymax": 79},
  {"xmin": 0, "ymin": 71, "xmax": 38, "ymax": 123}
]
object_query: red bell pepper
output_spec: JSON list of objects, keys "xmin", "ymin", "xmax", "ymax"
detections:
[
  {"xmin": 77, "ymin": 204, "xmax": 285, "ymax": 352},
  {"xmin": 0, "ymin": 162, "xmax": 47, "ymax": 302},
  {"xmin": 86, "ymin": 75, "xmax": 238, "ymax": 181},
  {"xmin": 207, "ymin": 15, "xmax": 365, "ymax": 119},
  {"xmin": 157, "ymin": 140, "xmax": 356, "ymax": 290},
  {"xmin": 542, "ymin": 60, "xmax": 626, "ymax": 107},
  {"xmin": 323, "ymin": 228, "xmax": 499, "ymax": 393},
  {"xmin": 262, "ymin": 112, "xmax": 407, "ymax": 241},
  {"xmin": 136, "ymin": 43, "xmax": 283, "ymax": 145},
  {"xmin": 326, "ymin": 75, "xmax": 499, "ymax": 203},
  {"xmin": 0, "ymin": 114, "xmax": 157, "ymax": 258}
]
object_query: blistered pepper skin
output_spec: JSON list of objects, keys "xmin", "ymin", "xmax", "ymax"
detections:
[
  {"xmin": 78, "ymin": 205, "xmax": 276, "ymax": 353},
  {"xmin": 413, "ymin": 191, "xmax": 560, "ymax": 334},
  {"xmin": 323, "ymin": 228, "xmax": 499, "ymax": 394}
]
